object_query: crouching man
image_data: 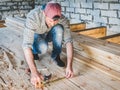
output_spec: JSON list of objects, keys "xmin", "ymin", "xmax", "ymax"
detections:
[{"xmin": 22, "ymin": 1, "xmax": 74, "ymax": 86}]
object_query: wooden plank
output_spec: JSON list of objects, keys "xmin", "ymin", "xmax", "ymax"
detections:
[
  {"xmin": 86, "ymin": 33, "xmax": 106, "ymax": 38},
  {"xmin": 70, "ymin": 75, "xmax": 115, "ymax": 90},
  {"xmin": 70, "ymin": 50, "xmax": 120, "ymax": 81},
  {"xmin": 5, "ymin": 17, "xmax": 25, "ymax": 29},
  {"xmin": 100, "ymin": 33, "xmax": 120, "ymax": 39},
  {"xmin": 75, "ymin": 42, "xmax": 120, "ymax": 71},
  {"xmin": 73, "ymin": 41, "xmax": 120, "ymax": 72},
  {"xmin": 61, "ymin": 51, "xmax": 118, "ymax": 90},
  {"xmin": 106, "ymin": 36, "xmax": 120, "ymax": 44},
  {"xmin": 0, "ymin": 20, "xmax": 5, "ymax": 23},
  {"xmin": 62, "ymin": 47, "xmax": 120, "ymax": 81},
  {"xmin": 1, "ymin": 16, "xmax": 119, "ymax": 90},
  {"xmin": 0, "ymin": 20, "xmax": 6, "ymax": 28},
  {"xmin": 71, "ymin": 33, "xmax": 120, "ymax": 72},
  {"xmin": 3, "ymin": 51, "xmax": 13, "ymax": 70},
  {"xmin": 75, "ymin": 26, "xmax": 107, "ymax": 38},
  {"xmin": 100, "ymin": 33, "xmax": 120, "ymax": 44},
  {"xmin": 35, "ymin": 53, "xmax": 82, "ymax": 90},
  {"xmin": 87, "ymin": 68, "xmax": 120, "ymax": 90},
  {"xmin": 41, "ymin": 52, "xmax": 116, "ymax": 90},
  {"xmin": 70, "ymin": 23, "xmax": 86, "ymax": 31},
  {"xmin": 72, "ymin": 33, "xmax": 120, "ymax": 55}
]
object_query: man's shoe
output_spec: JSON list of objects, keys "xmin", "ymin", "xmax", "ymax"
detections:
[
  {"xmin": 33, "ymin": 54, "xmax": 39, "ymax": 60},
  {"xmin": 54, "ymin": 55, "xmax": 65, "ymax": 67}
]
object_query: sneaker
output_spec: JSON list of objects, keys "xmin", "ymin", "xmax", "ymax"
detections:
[
  {"xmin": 54, "ymin": 55, "xmax": 65, "ymax": 67},
  {"xmin": 33, "ymin": 54, "xmax": 39, "ymax": 60}
]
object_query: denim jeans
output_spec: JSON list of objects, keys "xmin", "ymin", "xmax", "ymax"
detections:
[{"xmin": 32, "ymin": 24, "xmax": 64, "ymax": 60}]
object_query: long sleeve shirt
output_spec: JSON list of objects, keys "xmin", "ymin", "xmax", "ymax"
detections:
[{"xmin": 22, "ymin": 7, "xmax": 72, "ymax": 49}]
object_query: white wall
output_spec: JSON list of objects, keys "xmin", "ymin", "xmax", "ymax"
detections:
[{"xmin": 37, "ymin": 0, "xmax": 120, "ymax": 34}]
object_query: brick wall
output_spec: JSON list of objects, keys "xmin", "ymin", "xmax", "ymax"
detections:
[
  {"xmin": 35, "ymin": 0, "xmax": 120, "ymax": 34},
  {"xmin": 1, "ymin": 0, "xmax": 119, "ymax": 34},
  {"xmin": 0, "ymin": 0, "xmax": 34, "ymax": 20}
]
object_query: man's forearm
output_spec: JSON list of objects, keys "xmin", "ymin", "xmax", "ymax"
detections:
[
  {"xmin": 66, "ymin": 42, "xmax": 73, "ymax": 68},
  {"xmin": 23, "ymin": 48, "xmax": 37, "ymax": 74}
]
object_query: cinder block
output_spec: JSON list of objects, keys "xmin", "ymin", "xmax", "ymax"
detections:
[
  {"xmin": 86, "ymin": 22, "xmax": 101, "ymax": 28},
  {"xmin": 6, "ymin": 2, "xmax": 14, "ymax": 6},
  {"xmin": 81, "ymin": 2, "xmax": 92, "ymax": 9},
  {"xmin": 66, "ymin": 7, "xmax": 74, "ymax": 13},
  {"xmin": 108, "ymin": 25, "xmax": 120, "ymax": 33},
  {"xmin": 109, "ymin": 18, "xmax": 120, "ymax": 25},
  {"xmin": 94, "ymin": 16, "xmax": 107, "ymax": 24},
  {"xmin": 70, "ymin": 19, "xmax": 82, "ymax": 24},
  {"xmin": 81, "ymin": 14, "xmax": 92, "ymax": 21},
  {"xmin": 110, "ymin": 3, "xmax": 120, "ymax": 10},
  {"xmin": 61, "ymin": 1, "xmax": 69, "ymax": 7},
  {"xmin": 63, "ymin": 13, "xmax": 70, "ymax": 18},
  {"xmin": 70, "ymin": 3, "xmax": 80, "ymax": 8},
  {"xmin": 94, "ymin": 3, "xmax": 108, "ymax": 9},
  {"xmin": 101, "ymin": 10, "xmax": 117, "ymax": 17},
  {"xmin": 70, "ymin": 13, "xmax": 80, "ymax": 19},
  {"xmin": 75, "ymin": 8, "xmax": 86, "ymax": 14},
  {"xmin": 87, "ymin": 9, "xmax": 100, "ymax": 16}
]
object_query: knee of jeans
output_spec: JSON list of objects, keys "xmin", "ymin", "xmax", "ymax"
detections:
[
  {"xmin": 54, "ymin": 25, "xmax": 63, "ymax": 38},
  {"xmin": 53, "ymin": 24, "xmax": 64, "ymax": 32},
  {"xmin": 38, "ymin": 43, "xmax": 48, "ymax": 54}
]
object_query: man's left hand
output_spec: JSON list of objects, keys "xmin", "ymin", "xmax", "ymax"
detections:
[{"xmin": 65, "ymin": 67, "xmax": 74, "ymax": 78}]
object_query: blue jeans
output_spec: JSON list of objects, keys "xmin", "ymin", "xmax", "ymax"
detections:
[{"xmin": 32, "ymin": 24, "xmax": 64, "ymax": 60}]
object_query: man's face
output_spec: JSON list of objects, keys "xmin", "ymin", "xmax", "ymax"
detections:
[{"xmin": 45, "ymin": 16, "xmax": 59, "ymax": 28}]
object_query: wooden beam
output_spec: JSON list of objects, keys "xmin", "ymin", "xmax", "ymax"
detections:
[
  {"xmin": 5, "ymin": 17, "xmax": 25, "ymax": 29},
  {"xmin": 0, "ymin": 20, "xmax": 6, "ymax": 28},
  {"xmin": 72, "ymin": 32, "xmax": 120, "ymax": 72},
  {"xmin": 70, "ymin": 23, "xmax": 86, "ymax": 31},
  {"xmin": 74, "ymin": 26, "xmax": 107, "ymax": 38},
  {"xmin": 73, "ymin": 52, "xmax": 120, "ymax": 81},
  {"xmin": 62, "ymin": 47, "xmax": 120, "ymax": 81},
  {"xmin": 0, "ymin": 20, "xmax": 5, "ymax": 23},
  {"xmin": 100, "ymin": 33, "xmax": 120, "ymax": 44}
]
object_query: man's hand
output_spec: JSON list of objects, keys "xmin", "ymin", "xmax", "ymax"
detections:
[
  {"xmin": 31, "ymin": 71, "xmax": 44, "ymax": 87},
  {"xmin": 65, "ymin": 66, "xmax": 74, "ymax": 78}
]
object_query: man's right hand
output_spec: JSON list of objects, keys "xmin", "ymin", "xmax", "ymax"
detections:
[{"xmin": 31, "ymin": 71, "xmax": 44, "ymax": 87}]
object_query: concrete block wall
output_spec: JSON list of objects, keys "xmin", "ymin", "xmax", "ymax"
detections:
[
  {"xmin": 35, "ymin": 0, "xmax": 120, "ymax": 34},
  {"xmin": 0, "ymin": 0, "xmax": 34, "ymax": 20},
  {"xmin": 0, "ymin": 0, "xmax": 119, "ymax": 34}
]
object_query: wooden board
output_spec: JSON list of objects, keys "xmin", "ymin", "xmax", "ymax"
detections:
[
  {"xmin": 1, "ymin": 19, "xmax": 120, "ymax": 90},
  {"xmin": 2, "ymin": 17, "xmax": 120, "ymax": 90},
  {"xmin": 5, "ymin": 17, "xmax": 25, "ymax": 29},
  {"xmin": 100, "ymin": 33, "xmax": 120, "ymax": 44},
  {"xmin": 72, "ymin": 33, "xmax": 120, "ymax": 72},
  {"xmin": 75, "ymin": 26, "xmax": 107, "ymax": 38},
  {"xmin": 0, "ymin": 20, "xmax": 6, "ymax": 28},
  {"xmin": 70, "ymin": 23, "xmax": 86, "ymax": 31}
]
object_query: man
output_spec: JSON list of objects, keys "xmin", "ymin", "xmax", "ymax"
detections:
[{"xmin": 22, "ymin": 1, "xmax": 74, "ymax": 86}]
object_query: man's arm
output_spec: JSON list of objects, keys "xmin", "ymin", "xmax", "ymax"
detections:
[
  {"xmin": 65, "ymin": 42, "xmax": 74, "ymax": 78},
  {"xmin": 24, "ymin": 48, "xmax": 37, "ymax": 74},
  {"xmin": 23, "ymin": 48, "xmax": 43, "ymax": 86}
]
